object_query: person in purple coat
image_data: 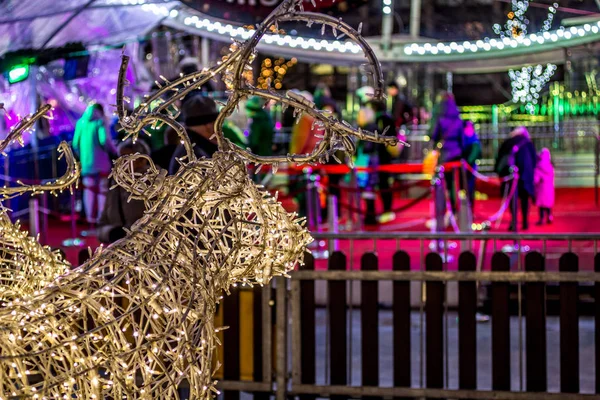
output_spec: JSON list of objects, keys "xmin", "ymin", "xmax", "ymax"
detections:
[{"xmin": 431, "ymin": 93, "xmax": 464, "ymax": 213}]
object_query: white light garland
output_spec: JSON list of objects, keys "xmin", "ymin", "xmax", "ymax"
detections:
[
  {"xmin": 509, "ymin": 63, "xmax": 556, "ymax": 113},
  {"xmin": 139, "ymin": 2, "xmax": 362, "ymax": 54},
  {"xmin": 404, "ymin": 21, "xmax": 600, "ymax": 56}
]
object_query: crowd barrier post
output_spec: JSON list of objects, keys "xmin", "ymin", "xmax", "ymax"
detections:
[
  {"xmin": 510, "ymin": 166, "xmax": 519, "ymax": 235},
  {"xmin": 28, "ymin": 197, "xmax": 39, "ymax": 239},
  {"xmin": 41, "ymin": 191, "xmax": 48, "ymax": 244},
  {"xmin": 430, "ymin": 166, "xmax": 446, "ymax": 252},
  {"xmin": 61, "ymin": 189, "xmax": 85, "ymax": 247},
  {"xmin": 327, "ymin": 195, "xmax": 339, "ymax": 254},
  {"xmin": 348, "ymin": 169, "xmax": 362, "ymax": 232},
  {"xmin": 459, "ymin": 161, "xmax": 473, "ymax": 250},
  {"xmin": 595, "ymin": 135, "xmax": 599, "ymax": 207},
  {"xmin": 305, "ymin": 172, "xmax": 327, "ymax": 259},
  {"xmin": 3, "ymin": 155, "xmax": 9, "ymax": 210}
]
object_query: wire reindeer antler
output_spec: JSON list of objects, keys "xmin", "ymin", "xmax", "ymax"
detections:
[
  {"xmin": 0, "ymin": 105, "xmax": 80, "ymax": 199},
  {"xmin": 116, "ymin": 0, "xmax": 405, "ymax": 170}
]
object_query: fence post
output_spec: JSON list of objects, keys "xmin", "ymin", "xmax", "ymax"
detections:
[
  {"xmin": 306, "ymin": 172, "xmax": 316, "ymax": 231},
  {"xmin": 595, "ymin": 135, "xmax": 599, "ymax": 207},
  {"xmin": 223, "ymin": 287, "xmax": 241, "ymax": 400},
  {"xmin": 41, "ymin": 191, "xmax": 48, "ymax": 244},
  {"xmin": 361, "ymin": 253, "xmax": 379, "ymax": 400},
  {"xmin": 329, "ymin": 252, "xmax": 347, "ymax": 400},
  {"xmin": 433, "ymin": 167, "xmax": 446, "ymax": 235},
  {"xmin": 393, "ymin": 251, "xmax": 411, "ymax": 398},
  {"xmin": 559, "ymin": 252, "xmax": 579, "ymax": 394},
  {"xmin": 595, "ymin": 253, "xmax": 600, "ymax": 394},
  {"xmin": 491, "ymin": 252, "xmax": 511, "ymax": 391},
  {"xmin": 425, "ymin": 252, "xmax": 444, "ymax": 390},
  {"xmin": 458, "ymin": 252, "xmax": 477, "ymax": 391},
  {"xmin": 525, "ymin": 252, "xmax": 547, "ymax": 392},
  {"xmin": 299, "ymin": 253, "xmax": 316, "ymax": 400},
  {"xmin": 252, "ymin": 284, "xmax": 268, "ymax": 400},
  {"xmin": 275, "ymin": 277, "xmax": 287, "ymax": 400},
  {"xmin": 328, "ymin": 195, "xmax": 339, "ymax": 253},
  {"xmin": 28, "ymin": 197, "xmax": 39, "ymax": 238},
  {"xmin": 62, "ymin": 190, "xmax": 84, "ymax": 247},
  {"xmin": 3, "ymin": 155, "xmax": 9, "ymax": 211}
]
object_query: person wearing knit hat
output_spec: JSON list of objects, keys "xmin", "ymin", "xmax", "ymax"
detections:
[
  {"xmin": 245, "ymin": 96, "xmax": 274, "ymax": 157},
  {"xmin": 168, "ymin": 95, "xmax": 220, "ymax": 174}
]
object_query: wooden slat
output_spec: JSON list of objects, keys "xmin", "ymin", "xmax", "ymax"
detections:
[
  {"xmin": 525, "ymin": 252, "xmax": 547, "ymax": 392},
  {"xmin": 291, "ymin": 270, "xmax": 600, "ymax": 282},
  {"xmin": 491, "ymin": 252, "xmax": 511, "ymax": 391},
  {"xmin": 559, "ymin": 252, "xmax": 579, "ymax": 394},
  {"xmin": 361, "ymin": 252, "xmax": 380, "ymax": 399},
  {"xmin": 223, "ymin": 287, "xmax": 241, "ymax": 400},
  {"xmin": 393, "ymin": 251, "xmax": 411, "ymax": 395},
  {"xmin": 300, "ymin": 253, "xmax": 316, "ymax": 400},
  {"xmin": 595, "ymin": 253, "xmax": 600, "ymax": 394},
  {"xmin": 329, "ymin": 251, "xmax": 347, "ymax": 400},
  {"xmin": 425, "ymin": 252, "xmax": 444, "ymax": 389},
  {"xmin": 252, "ymin": 284, "xmax": 269, "ymax": 400},
  {"xmin": 458, "ymin": 252, "xmax": 477, "ymax": 391}
]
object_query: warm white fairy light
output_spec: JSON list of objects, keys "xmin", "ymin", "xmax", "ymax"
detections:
[
  {"xmin": 0, "ymin": 0, "xmax": 399, "ymax": 398},
  {"xmin": 509, "ymin": 63, "xmax": 556, "ymax": 113}
]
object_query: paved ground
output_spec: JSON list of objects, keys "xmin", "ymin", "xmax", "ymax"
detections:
[{"xmin": 312, "ymin": 309, "xmax": 596, "ymax": 394}]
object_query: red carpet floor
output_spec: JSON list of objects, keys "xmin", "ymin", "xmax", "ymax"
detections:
[{"xmin": 38, "ymin": 187, "xmax": 600, "ymax": 271}]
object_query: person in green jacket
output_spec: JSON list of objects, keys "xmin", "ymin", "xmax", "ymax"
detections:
[
  {"xmin": 245, "ymin": 96, "xmax": 274, "ymax": 157},
  {"xmin": 73, "ymin": 104, "xmax": 118, "ymax": 224}
]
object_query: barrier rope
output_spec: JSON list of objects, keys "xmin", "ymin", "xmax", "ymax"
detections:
[
  {"xmin": 336, "ymin": 190, "xmax": 431, "ymax": 216},
  {"xmin": 250, "ymin": 161, "xmax": 463, "ymax": 175},
  {"xmin": 461, "ymin": 161, "xmax": 514, "ymax": 185}
]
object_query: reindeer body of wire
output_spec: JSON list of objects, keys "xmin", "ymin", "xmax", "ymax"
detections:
[{"xmin": 0, "ymin": 0, "xmax": 406, "ymax": 398}]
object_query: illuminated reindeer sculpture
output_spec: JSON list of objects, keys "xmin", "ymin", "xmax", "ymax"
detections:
[
  {"xmin": 0, "ymin": 105, "xmax": 77, "ymax": 302},
  {"xmin": 0, "ymin": 0, "xmax": 400, "ymax": 398}
]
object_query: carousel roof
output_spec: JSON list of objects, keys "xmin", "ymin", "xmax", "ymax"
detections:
[
  {"xmin": 1, "ymin": 0, "xmax": 599, "ymax": 72},
  {"xmin": 0, "ymin": 0, "xmax": 179, "ymax": 56}
]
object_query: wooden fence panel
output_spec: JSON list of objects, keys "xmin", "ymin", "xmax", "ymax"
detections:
[
  {"xmin": 223, "ymin": 287, "xmax": 241, "ymax": 400},
  {"xmin": 393, "ymin": 250, "xmax": 411, "ymax": 396},
  {"xmin": 425, "ymin": 252, "xmax": 444, "ymax": 390},
  {"xmin": 525, "ymin": 252, "xmax": 547, "ymax": 393},
  {"xmin": 594, "ymin": 253, "xmax": 600, "ymax": 394},
  {"xmin": 491, "ymin": 252, "xmax": 511, "ymax": 391},
  {"xmin": 300, "ymin": 253, "xmax": 316, "ymax": 400},
  {"xmin": 252, "ymin": 284, "xmax": 269, "ymax": 400},
  {"xmin": 361, "ymin": 252, "xmax": 380, "ymax": 400},
  {"xmin": 559, "ymin": 252, "xmax": 579, "ymax": 394},
  {"xmin": 458, "ymin": 252, "xmax": 477, "ymax": 391},
  {"xmin": 329, "ymin": 251, "xmax": 348, "ymax": 400}
]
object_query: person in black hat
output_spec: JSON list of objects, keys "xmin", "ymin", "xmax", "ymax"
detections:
[
  {"xmin": 387, "ymin": 82, "xmax": 413, "ymax": 129},
  {"xmin": 169, "ymin": 95, "xmax": 220, "ymax": 175}
]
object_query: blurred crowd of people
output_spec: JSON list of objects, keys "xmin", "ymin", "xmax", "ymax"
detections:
[{"xmin": 72, "ymin": 68, "xmax": 555, "ymax": 242}]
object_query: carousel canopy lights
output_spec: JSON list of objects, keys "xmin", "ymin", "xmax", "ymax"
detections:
[
  {"xmin": 142, "ymin": 2, "xmax": 362, "ymax": 54},
  {"xmin": 382, "ymin": 0, "xmax": 392, "ymax": 15},
  {"xmin": 404, "ymin": 21, "xmax": 600, "ymax": 56}
]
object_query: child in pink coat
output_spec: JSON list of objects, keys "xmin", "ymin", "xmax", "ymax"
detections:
[{"xmin": 534, "ymin": 148, "xmax": 555, "ymax": 225}]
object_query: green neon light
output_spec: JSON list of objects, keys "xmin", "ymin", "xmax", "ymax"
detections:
[{"xmin": 7, "ymin": 65, "xmax": 29, "ymax": 84}]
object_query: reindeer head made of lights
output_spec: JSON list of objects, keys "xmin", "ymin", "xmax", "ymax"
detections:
[{"xmin": 0, "ymin": 0, "xmax": 402, "ymax": 398}]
